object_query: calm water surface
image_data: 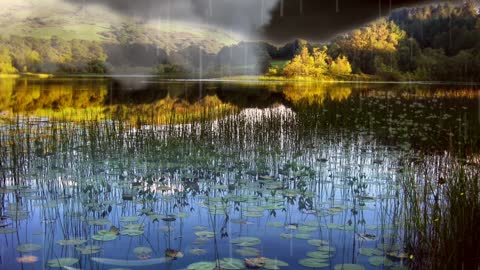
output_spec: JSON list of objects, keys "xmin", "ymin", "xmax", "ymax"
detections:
[{"xmin": 0, "ymin": 78, "xmax": 479, "ymax": 270}]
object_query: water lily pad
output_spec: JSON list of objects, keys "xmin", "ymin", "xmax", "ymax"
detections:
[
  {"xmin": 264, "ymin": 258, "xmax": 289, "ymax": 269},
  {"xmin": 267, "ymin": 222, "xmax": 283, "ymax": 228},
  {"xmin": 230, "ymin": 237, "xmax": 261, "ymax": 247},
  {"xmin": 235, "ymin": 247, "xmax": 260, "ymax": 257},
  {"xmin": 307, "ymin": 251, "xmax": 332, "ymax": 259},
  {"xmin": 244, "ymin": 211, "xmax": 263, "ymax": 217},
  {"xmin": 298, "ymin": 258, "xmax": 329, "ymax": 268},
  {"xmin": 47, "ymin": 257, "xmax": 79, "ymax": 268},
  {"xmin": 307, "ymin": 239, "xmax": 329, "ymax": 246},
  {"xmin": 88, "ymin": 218, "xmax": 110, "ymax": 226},
  {"xmin": 220, "ymin": 258, "xmax": 244, "ymax": 269},
  {"xmin": 92, "ymin": 231, "xmax": 118, "ymax": 241},
  {"xmin": 334, "ymin": 264, "xmax": 365, "ymax": 270},
  {"xmin": 304, "ymin": 221, "xmax": 320, "ymax": 227},
  {"xmin": 133, "ymin": 247, "xmax": 153, "ymax": 255},
  {"xmin": 57, "ymin": 239, "xmax": 87, "ymax": 246},
  {"xmin": 195, "ymin": 231, "xmax": 215, "ymax": 238},
  {"xmin": 187, "ymin": 261, "xmax": 216, "ymax": 270},
  {"xmin": 16, "ymin": 244, "xmax": 41, "ymax": 253},
  {"xmin": 76, "ymin": 245, "xmax": 102, "ymax": 255},
  {"xmin": 119, "ymin": 216, "xmax": 139, "ymax": 222},
  {"xmin": 120, "ymin": 229, "xmax": 144, "ymax": 236},
  {"xmin": 297, "ymin": 226, "xmax": 317, "ymax": 233},
  {"xmin": 279, "ymin": 233, "xmax": 293, "ymax": 239},
  {"xmin": 189, "ymin": 248, "xmax": 207, "ymax": 256}
]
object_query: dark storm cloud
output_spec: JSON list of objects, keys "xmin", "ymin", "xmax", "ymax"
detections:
[
  {"xmin": 262, "ymin": 0, "xmax": 463, "ymax": 42},
  {"xmin": 68, "ymin": 0, "xmax": 463, "ymax": 42},
  {"xmin": 67, "ymin": 0, "xmax": 278, "ymax": 36}
]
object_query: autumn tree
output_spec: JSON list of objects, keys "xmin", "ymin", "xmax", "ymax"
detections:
[
  {"xmin": 329, "ymin": 55, "xmax": 352, "ymax": 76},
  {"xmin": 0, "ymin": 48, "xmax": 17, "ymax": 74}
]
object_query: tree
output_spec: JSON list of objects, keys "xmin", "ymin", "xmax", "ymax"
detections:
[
  {"xmin": 329, "ymin": 55, "xmax": 352, "ymax": 76},
  {"xmin": 25, "ymin": 50, "xmax": 42, "ymax": 72},
  {"xmin": 283, "ymin": 47, "xmax": 315, "ymax": 78},
  {"xmin": 335, "ymin": 19, "xmax": 407, "ymax": 74},
  {"xmin": 0, "ymin": 48, "xmax": 17, "ymax": 74}
]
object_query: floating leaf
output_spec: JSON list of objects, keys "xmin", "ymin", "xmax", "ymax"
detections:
[
  {"xmin": 264, "ymin": 258, "xmax": 289, "ymax": 270},
  {"xmin": 235, "ymin": 247, "xmax": 260, "ymax": 257},
  {"xmin": 195, "ymin": 231, "xmax": 215, "ymax": 238},
  {"xmin": 187, "ymin": 261, "xmax": 216, "ymax": 270},
  {"xmin": 57, "ymin": 239, "xmax": 87, "ymax": 246},
  {"xmin": 334, "ymin": 264, "xmax": 365, "ymax": 270},
  {"xmin": 298, "ymin": 258, "xmax": 329, "ymax": 268},
  {"xmin": 279, "ymin": 233, "xmax": 293, "ymax": 239},
  {"xmin": 189, "ymin": 248, "xmax": 207, "ymax": 256},
  {"xmin": 267, "ymin": 222, "xmax": 283, "ymax": 228},
  {"xmin": 16, "ymin": 244, "xmax": 41, "ymax": 253},
  {"xmin": 307, "ymin": 251, "xmax": 332, "ymax": 259},
  {"xmin": 120, "ymin": 228, "xmax": 144, "ymax": 236},
  {"xmin": 297, "ymin": 226, "xmax": 317, "ymax": 233},
  {"xmin": 307, "ymin": 239, "xmax": 329, "ymax": 247},
  {"xmin": 119, "ymin": 216, "xmax": 139, "ymax": 223},
  {"xmin": 76, "ymin": 245, "xmax": 102, "ymax": 255},
  {"xmin": 230, "ymin": 237, "xmax": 261, "ymax": 247},
  {"xmin": 92, "ymin": 231, "xmax": 118, "ymax": 241},
  {"xmin": 304, "ymin": 221, "xmax": 320, "ymax": 227},
  {"xmin": 133, "ymin": 247, "xmax": 153, "ymax": 255},
  {"xmin": 47, "ymin": 257, "xmax": 79, "ymax": 268},
  {"xmin": 220, "ymin": 258, "xmax": 244, "ymax": 270},
  {"xmin": 88, "ymin": 218, "xmax": 110, "ymax": 226}
]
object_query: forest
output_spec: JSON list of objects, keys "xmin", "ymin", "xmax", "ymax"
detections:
[{"xmin": 0, "ymin": 2, "xmax": 479, "ymax": 81}]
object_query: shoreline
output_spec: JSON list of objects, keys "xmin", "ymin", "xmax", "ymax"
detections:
[{"xmin": 1, "ymin": 73, "xmax": 480, "ymax": 86}]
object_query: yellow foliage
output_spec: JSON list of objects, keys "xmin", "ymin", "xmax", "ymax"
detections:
[
  {"xmin": 284, "ymin": 47, "xmax": 339, "ymax": 79},
  {"xmin": 330, "ymin": 55, "xmax": 352, "ymax": 76}
]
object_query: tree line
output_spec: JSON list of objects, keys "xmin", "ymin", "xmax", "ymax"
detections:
[
  {"xmin": 0, "ymin": 1, "xmax": 479, "ymax": 81},
  {"xmin": 282, "ymin": 1, "xmax": 480, "ymax": 81}
]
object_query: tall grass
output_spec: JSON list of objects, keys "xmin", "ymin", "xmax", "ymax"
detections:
[{"xmin": 402, "ymin": 153, "xmax": 480, "ymax": 269}]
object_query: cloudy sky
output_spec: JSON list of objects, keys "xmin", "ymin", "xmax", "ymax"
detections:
[{"xmin": 66, "ymin": 0, "xmax": 462, "ymax": 42}]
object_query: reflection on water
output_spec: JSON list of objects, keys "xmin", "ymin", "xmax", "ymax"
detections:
[{"xmin": 0, "ymin": 78, "xmax": 479, "ymax": 270}]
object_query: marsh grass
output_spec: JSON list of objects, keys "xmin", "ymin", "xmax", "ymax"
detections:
[
  {"xmin": 1, "ymin": 83, "xmax": 479, "ymax": 270},
  {"xmin": 402, "ymin": 154, "xmax": 480, "ymax": 270}
]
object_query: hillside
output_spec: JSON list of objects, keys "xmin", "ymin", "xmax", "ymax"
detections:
[{"xmin": 0, "ymin": 0, "xmax": 239, "ymax": 54}]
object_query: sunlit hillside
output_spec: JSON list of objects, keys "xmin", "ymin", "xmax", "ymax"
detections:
[{"xmin": 0, "ymin": 0, "xmax": 240, "ymax": 54}]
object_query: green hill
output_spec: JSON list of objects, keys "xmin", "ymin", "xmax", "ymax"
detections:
[{"xmin": 0, "ymin": 0, "xmax": 239, "ymax": 54}]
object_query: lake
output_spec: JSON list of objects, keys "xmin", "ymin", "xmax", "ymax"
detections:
[{"xmin": 0, "ymin": 78, "xmax": 479, "ymax": 270}]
